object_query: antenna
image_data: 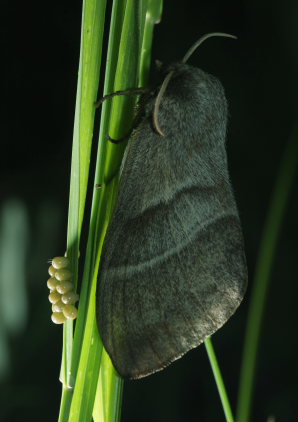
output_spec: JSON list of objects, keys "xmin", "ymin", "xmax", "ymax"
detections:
[{"xmin": 153, "ymin": 33, "xmax": 237, "ymax": 136}]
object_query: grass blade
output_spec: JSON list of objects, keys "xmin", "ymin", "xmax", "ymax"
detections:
[
  {"xmin": 93, "ymin": 1, "xmax": 163, "ymax": 420},
  {"xmin": 236, "ymin": 129, "xmax": 298, "ymax": 422},
  {"xmin": 65, "ymin": 1, "xmax": 163, "ymax": 421},
  {"xmin": 205, "ymin": 338, "xmax": 235, "ymax": 422},
  {"xmin": 58, "ymin": 0, "xmax": 107, "ymax": 421}
]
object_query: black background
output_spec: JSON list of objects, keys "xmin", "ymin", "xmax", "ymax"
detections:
[{"xmin": 1, "ymin": 0, "xmax": 298, "ymax": 421}]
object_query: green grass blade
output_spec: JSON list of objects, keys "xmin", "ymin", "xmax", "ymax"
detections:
[
  {"xmin": 69, "ymin": 178, "xmax": 118, "ymax": 422},
  {"xmin": 58, "ymin": 0, "xmax": 107, "ymax": 421},
  {"xmin": 205, "ymin": 338, "xmax": 235, "ymax": 422},
  {"xmin": 138, "ymin": 0, "xmax": 163, "ymax": 86},
  {"xmin": 66, "ymin": 1, "xmax": 162, "ymax": 421},
  {"xmin": 93, "ymin": 350, "xmax": 124, "ymax": 422},
  {"xmin": 67, "ymin": 0, "xmax": 107, "ymax": 264},
  {"xmin": 69, "ymin": 276, "xmax": 103, "ymax": 422},
  {"xmin": 69, "ymin": 0, "xmax": 126, "ymax": 382},
  {"xmin": 236, "ymin": 129, "xmax": 298, "ymax": 422},
  {"xmin": 67, "ymin": 2, "xmax": 127, "ymax": 419},
  {"xmin": 93, "ymin": 1, "xmax": 163, "ymax": 420}
]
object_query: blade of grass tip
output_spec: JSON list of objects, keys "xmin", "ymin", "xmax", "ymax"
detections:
[
  {"xmin": 205, "ymin": 338, "xmax": 235, "ymax": 422},
  {"xmin": 138, "ymin": 0, "xmax": 163, "ymax": 87},
  {"xmin": 236, "ymin": 128, "xmax": 298, "ymax": 422},
  {"xmin": 138, "ymin": 0, "xmax": 148, "ymax": 46}
]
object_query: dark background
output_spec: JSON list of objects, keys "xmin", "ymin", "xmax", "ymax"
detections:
[{"xmin": 1, "ymin": 0, "xmax": 298, "ymax": 421}]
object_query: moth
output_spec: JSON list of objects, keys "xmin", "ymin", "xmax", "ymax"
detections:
[{"xmin": 96, "ymin": 33, "xmax": 247, "ymax": 379}]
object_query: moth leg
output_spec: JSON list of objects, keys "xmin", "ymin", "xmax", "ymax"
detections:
[
  {"xmin": 95, "ymin": 87, "xmax": 150, "ymax": 108},
  {"xmin": 107, "ymin": 132, "xmax": 132, "ymax": 144},
  {"xmin": 107, "ymin": 93, "xmax": 153, "ymax": 144},
  {"xmin": 102, "ymin": 87, "xmax": 155, "ymax": 144}
]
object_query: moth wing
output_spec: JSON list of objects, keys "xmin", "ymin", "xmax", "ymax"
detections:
[{"xmin": 96, "ymin": 129, "xmax": 247, "ymax": 379}]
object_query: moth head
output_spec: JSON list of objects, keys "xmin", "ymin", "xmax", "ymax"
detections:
[{"xmin": 153, "ymin": 32, "xmax": 237, "ymax": 136}]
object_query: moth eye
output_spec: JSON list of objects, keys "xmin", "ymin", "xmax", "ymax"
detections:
[
  {"xmin": 48, "ymin": 291, "xmax": 62, "ymax": 304},
  {"xmin": 47, "ymin": 277, "xmax": 59, "ymax": 291},
  {"xmin": 52, "ymin": 300, "xmax": 65, "ymax": 313},
  {"xmin": 63, "ymin": 304, "xmax": 78, "ymax": 320},
  {"xmin": 52, "ymin": 256, "xmax": 70, "ymax": 270},
  {"xmin": 55, "ymin": 268, "xmax": 72, "ymax": 281},
  {"xmin": 62, "ymin": 291, "xmax": 79, "ymax": 305},
  {"xmin": 56, "ymin": 281, "xmax": 74, "ymax": 295},
  {"xmin": 48, "ymin": 265, "xmax": 56, "ymax": 277},
  {"xmin": 51, "ymin": 312, "xmax": 67, "ymax": 324}
]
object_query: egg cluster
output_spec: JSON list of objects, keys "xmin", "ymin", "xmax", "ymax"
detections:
[{"xmin": 47, "ymin": 256, "xmax": 79, "ymax": 324}]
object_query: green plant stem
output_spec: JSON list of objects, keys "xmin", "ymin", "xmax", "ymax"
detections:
[
  {"xmin": 60, "ymin": 1, "xmax": 163, "ymax": 421},
  {"xmin": 236, "ymin": 129, "xmax": 298, "ymax": 422},
  {"xmin": 58, "ymin": 1, "xmax": 162, "ymax": 420},
  {"xmin": 205, "ymin": 338, "xmax": 235, "ymax": 422},
  {"xmin": 58, "ymin": 388, "xmax": 73, "ymax": 422},
  {"xmin": 58, "ymin": 0, "xmax": 107, "ymax": 420},
  {"xmin": 69, "ymin": 180, "xmax": 118, "ymax": 422},
  {"xmin": 93, "ymin": 349, "xmax": 124, "ymax": 422},
  {"xmin": 92, "ymin": 2, "xmax": 162, "ymax": 421}
]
